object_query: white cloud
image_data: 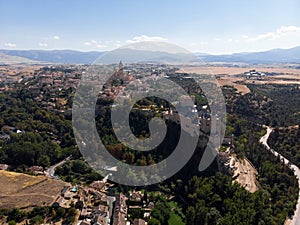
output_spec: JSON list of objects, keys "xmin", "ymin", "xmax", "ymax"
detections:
[
  {"xmin": 83, "ymin": 40, "xmax": 107, "ymax": 49},
  {"xmin": 38, "ymin": 42, "xmax": 48, "ymax": 47},
  {"xmin": 246, "ymin": 26, "xmax": 300, "ymax": 42},
  {"xmin": 277, "ymin": 25, "xmax": 300, "ymax": 33},
  {"xmin": 43, "ymin": 35, "xmax": 61, "ymax": 40},
  {"xmin": 115, "ymin": 41, "xmax": 122, "ymax": 48},
  {"xmin": 126, "ymin": 35, "xmax": 168, "ymax": 43},
  {"xmin": 214, "ymin": 38, "xmax": 221, "ymax": 41},
  {"xmin": 4, "ymin": 43, "xmax": 16, "ymax": 48},
  {"xmin": 84, "ymin": 42, "xmax": 92, "ymax": 46},
  {"xmin": 52, "ymin": 35, "xmax": 60, "ymax": 40},
  {"xmin": 95, "ymin": 44, "xmax": 107, "ymax": 48}
]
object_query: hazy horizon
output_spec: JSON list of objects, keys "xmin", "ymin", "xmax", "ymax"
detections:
[
  {"xmin": 1, "ymin": 0, "xmax": 300, "ymax": 54},
  {"xmin": 1, "ymin": 44, "xmax": 300, "ymax": 56}
]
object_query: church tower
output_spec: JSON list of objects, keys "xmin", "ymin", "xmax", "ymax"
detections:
[{"xmin": 119, "ymin": 60, "xmax": 124, "ymax": 71}]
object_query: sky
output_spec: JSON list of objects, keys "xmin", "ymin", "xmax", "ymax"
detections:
[{"xmin": 1, "ymin": 0, "xmax": 300, "ymax": 54}]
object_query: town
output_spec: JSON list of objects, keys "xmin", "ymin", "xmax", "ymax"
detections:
[{"xmin": 0, "ymin": 61, "xmax": 300, "ymax": 225}]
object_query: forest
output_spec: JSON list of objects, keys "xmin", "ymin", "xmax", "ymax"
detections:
[{"xmin": 269, "ymin": 126, "xmax": 300, "ymax": 167}]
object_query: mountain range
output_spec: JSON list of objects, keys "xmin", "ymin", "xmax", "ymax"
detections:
[
  {"xmin": 198, "ymin": 46, "xmax": 300, "ymax": 64},
  {"xmin": 0, "ymin": 49, "xmax": 103, "ymax": 64},
  {"xmin": 0, "ymin": 46, "xmax": 300, "ymax": 64}
]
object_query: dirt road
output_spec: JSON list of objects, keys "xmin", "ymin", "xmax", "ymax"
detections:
[{"xmin": 260, "ymin": 126, "xmax": 300, "ymax": 225}]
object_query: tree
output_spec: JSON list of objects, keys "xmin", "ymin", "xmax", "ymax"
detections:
[
  {"xmin": 71, "ymin": 160, "xmax": 89, "ymax": 174},
  {"xmin": 65, "ymin": 207, "xmax": 76, "ymax": 223},
  {"xmin": 36, "ymin": 154, "xmax": 50, "ymax": 167},
  {"xmin": 51, "ymin": 208, "xmax": 56, "ymax": 218},
  {"xmin": 55, "ymin": 207, "xmax": 66, "ymax": 218},
  {"xmin": 29, "ymin": 215, "xmax": 43, "ymax": 224},
  {"xmin": 206, "ymin": 207, "xmax": 221, "ymax": 225},
  {"xmin": 148, "ymin": 217, "xmax": 161, "ymax": 225},
  {"xmin": 186, "ymin": 206, "xmax": 196, "ymax": 225},
  {"xmin": 7, "ymin": 209, "xmax": 26, "ymax": 223},
  {"xmin": 2, "ymin": 125, "xmax": 10, "ymax": 134}
]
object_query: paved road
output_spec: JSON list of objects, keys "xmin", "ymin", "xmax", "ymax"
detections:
[
  {"xmin": 260, "ymin": 126, "xmax": 300, "ymax": 225},
  {"xmin": 45, "ymin": 155, "xmax": 72, "ymax": 179}
]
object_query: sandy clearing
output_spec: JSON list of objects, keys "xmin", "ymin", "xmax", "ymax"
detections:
[
  {"xmin": 232, "ymin": 156, "xmax": 259, "ymax": 193},
  {"xmin": 217, "ymin": 79, "xmax": 250, "ymax": 94}
]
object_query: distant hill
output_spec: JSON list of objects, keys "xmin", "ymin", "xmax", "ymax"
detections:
[
  {"xmin": 0, "ymin": 49, "xmax": 104, "ymax": 64},
  {"xmin": 0, "ymin": 53, "xmax": 40, "ymax": 64},
  {"xmin": 1, "ymin": 46, "xmax": 300, "ymax": 64},
  {"xmin": 198, "ymin": 46, "xmax": 300, "ymax": 64},
  {"xmin": 95, "ymin": 48, "xmax": 197, "ymax": 64}
]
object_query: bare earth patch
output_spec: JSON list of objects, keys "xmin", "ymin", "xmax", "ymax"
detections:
[
  {"xmin": 231, "ymin": 156, "xmax": 259, "ymax": 193},
  {"xmin": 217, "ymin": 78, "xmax": 250, "ymax": 95},
  {"xmin": 0, "ymin": 170, "xmax": 67, "ymax": 209}
]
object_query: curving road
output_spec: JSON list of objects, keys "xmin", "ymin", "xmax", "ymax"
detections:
[
  {"xmin": 45, "ymin": 155, "xmax": 72, "ymax": 179},
  {"xmin": 260, "ymin": 126, "xmax": 300, "ymax": 225}
]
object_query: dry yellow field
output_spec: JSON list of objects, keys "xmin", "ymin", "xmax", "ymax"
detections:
[
  {"xmin": 182, "ymin": 66, "xmax": 300, "ymax": 76},
  {"xmin": 180, "ymin": 65, "xmax": 300, "ymax": 95},
  {"xmin": 0, "ymin": 170, "xmax": 67, "ymax": 209},
  {"xmin": 217, "ymin": 78, "xmax": 251, "ymax": 94}
]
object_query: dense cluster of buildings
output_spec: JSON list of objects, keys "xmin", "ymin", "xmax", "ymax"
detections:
[
  {"xmin": 51, "ymin": 179, "xmax": 150, "ymax": 225},
  {"xmin": 244, "ymin": 69, "xmax": 266, "ymax": 79},
  {"xmin": 112, "ymin": 193, "xmax": 128, "ymax": 225}
]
